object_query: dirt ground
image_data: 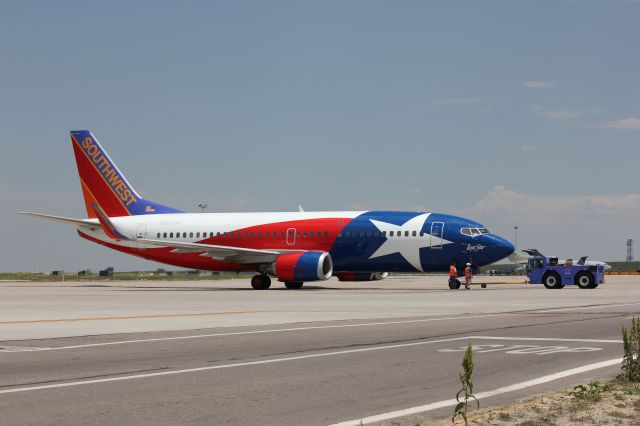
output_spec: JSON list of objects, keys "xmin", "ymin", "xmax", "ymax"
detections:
[{"xmin": 438, "ymin": 378, "xmax": 640, "ymax": 426}]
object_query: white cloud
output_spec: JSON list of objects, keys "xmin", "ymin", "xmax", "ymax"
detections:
[
  {"xmin": 508, "ymin": 144, "xmax": 540, "ymax": 152},
  {"xmin": 531, "ymin": 104, "xmax": 602, "ymax": 121},
  {"xmin": 466, "ymin": 186, "xmax": 640, "ymax": 226},
  {"xmin": 432, "ymin": 97, "xmax": 482, "ymax": 107},
  {"xmin": 525, "ymin": 80, "xmax": 555, "ymax": 89},
  {"xmin": 597, "ymin": 117, "xmax": 640, "ymax": 129}
]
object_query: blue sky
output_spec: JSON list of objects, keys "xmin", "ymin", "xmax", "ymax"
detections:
[{"xmin": 1, "ymin": 1, "xmax": 639, "ymax": 271}]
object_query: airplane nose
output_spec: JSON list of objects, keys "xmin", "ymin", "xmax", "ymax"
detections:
[{"xmin": 494, "ymin": 236, "xmax": 515, "ymax": 260}]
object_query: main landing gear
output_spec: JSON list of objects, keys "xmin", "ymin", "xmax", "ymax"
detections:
[
  {"xmin": 284, "ymin": 282, "xmax": 304, "ymax": 289},
  {"xmin": 250, "ymin": 275, "xmax": 305, "ymax": 290},
  {"xmin": 250, "ymin": 274, "xmax": 271, "ymax": 290}
]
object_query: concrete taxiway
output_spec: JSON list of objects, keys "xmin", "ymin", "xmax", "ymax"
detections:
[{"xmin": 0, "ymin": 275, "xmax": 638, "ymax": 425}]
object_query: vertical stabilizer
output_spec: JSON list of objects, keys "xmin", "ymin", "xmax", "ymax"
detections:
[{"xmin": 70, "ymin": 130, "xmax": 182, "ymax": 217}]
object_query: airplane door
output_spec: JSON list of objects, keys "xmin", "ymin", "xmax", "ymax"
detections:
[
  {"xmin": 136, "ymin": 224, "xmax": 147, "ymax": 250},
  {"xmin": 286, "ymin": 228, "xmax": 296, "ymax": 246},
  {"xmin": 430, "ymin": 222, "xmax": 444, "ymax": 249}
]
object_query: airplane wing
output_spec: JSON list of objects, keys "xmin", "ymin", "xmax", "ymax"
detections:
[
  {"xmin": 19, "ymin": 212, "xmax": 100, "ymax": 228},
  {"xmin": 138, "ymin": 238, "xmax": 302, "ymax": 264}
]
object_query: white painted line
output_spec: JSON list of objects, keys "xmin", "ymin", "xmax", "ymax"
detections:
[
  {"xmin": 534, "ymin": 302, "xmax": 640, "ymax": 313},
  {"xmin": 0, "ymin": 346, "xmax": 51, "ymax": 352},
  {"xmin": 0, "ymin": 336, "xmax": 471, "ymax": 394},
  {"xmin": 3, "ymin": 313, "xmax": 512, "ymax": 352},
  {"xmin": 329, "ymin": 357, "xmax": 623, "ymax": 426},
  {"xmin": 469, "ymin": 336, "xmax": 621, "ymax": 344}
]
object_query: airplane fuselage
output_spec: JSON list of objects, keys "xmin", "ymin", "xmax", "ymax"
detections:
[{"xmin": 78, "ymin": 210, "xmax": 514, "ymax": 274}]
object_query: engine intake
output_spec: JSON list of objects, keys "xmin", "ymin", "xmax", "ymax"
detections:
[
  {"xmin": 274, "ymin": 252, "xmax": 333, "ymax": 282},
  {"xmin": 335, "ymin": 272, "xmax": 389, "ymax": 282}
]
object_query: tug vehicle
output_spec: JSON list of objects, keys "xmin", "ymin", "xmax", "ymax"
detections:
[{"xmin": 524, "ymin": 249, "xmax": 605, "ymax": 289}]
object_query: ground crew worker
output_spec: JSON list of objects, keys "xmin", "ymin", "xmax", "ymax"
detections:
[
  {"xmin": 449, "ymin": 262, "xmax": 457, "ymax": 287},
  {"xmin": 464, "ymin": 262, "xmax": 473, "ymax": 290}
]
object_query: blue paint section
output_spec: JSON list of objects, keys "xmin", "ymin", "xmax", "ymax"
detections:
[
  {"xmin": 330, "ymin": 211, "xmax": 514, "ymax": 273},
  {"xmin": 293, "ymin": 252, "xmax": 324, "ymax": 281},
  {"xmin": 71, "ymin": 130, "xmax": 183, "ymax": 215}
]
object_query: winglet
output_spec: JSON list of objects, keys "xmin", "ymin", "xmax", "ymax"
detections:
[{"xmin": 91, "ymin": 203, "xmax": 129, "ymax": 241}]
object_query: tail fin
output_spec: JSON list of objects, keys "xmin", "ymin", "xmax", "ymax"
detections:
[{"xmin": 70, "ymin": 130, "xmax": 182, "ymax": 217}]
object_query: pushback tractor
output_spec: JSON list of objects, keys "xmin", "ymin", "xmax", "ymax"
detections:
[{"xmin": 525, "ymin": 250, "xmax": 605, "ymax": 289}]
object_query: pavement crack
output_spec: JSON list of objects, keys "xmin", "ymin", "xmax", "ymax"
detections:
[{"xmin": 0, "ymin": 366, "xmax": 170, "ymax": 389}]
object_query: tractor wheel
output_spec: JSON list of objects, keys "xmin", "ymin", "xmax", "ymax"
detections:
[
  {"xmin": 542, "ymin": 272, "xmax": 562, "ymax": 289},
  {"xmin": 575, "ymin": 272, "xmax": 595, "ymax": 289}
]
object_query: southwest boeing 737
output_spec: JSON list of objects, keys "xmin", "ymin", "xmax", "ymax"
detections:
[{"xmin": 22, "ymin": 130, "xmax": 515, "ymax": 289}]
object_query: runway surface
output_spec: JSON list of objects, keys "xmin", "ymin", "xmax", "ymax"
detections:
[{"xmin": 0, "ymin": 275, "xmax": 638, "ymax": 425}]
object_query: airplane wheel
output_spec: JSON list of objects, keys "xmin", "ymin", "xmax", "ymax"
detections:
[
  {"xmin": 542, "ymin": 272, "xmax": 562, "ymax": 289},
  {"xmin": 284, "ymin": 281, "xmax": 304, "ymax": 289},
  {"xmin": 481, "ymin": 283, "xmax": 487, "ymax": 289},
  {"xmin": 575, "ymin": 272, "xmax": 595, "ymax": 289},
  {"xmin": 448, "ymin": 280, "xmax": 456, "ymax": 290},
  {"xmin": 251, "ymin": 274, "xmax": 271, "ymax": 290}
]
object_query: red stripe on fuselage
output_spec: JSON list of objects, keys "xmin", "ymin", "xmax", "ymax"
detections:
[{"xmin": 79, "ymin": 217, "xmax": 352, "ymax": 273}]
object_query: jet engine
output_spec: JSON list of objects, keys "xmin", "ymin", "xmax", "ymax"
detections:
[
  {"xmin": 335, "ymin": 272, "xmax": 389, "ymax": 282},
  {"xmin": 273, "ymin": 252, "xmax": 333, "ymax": 282}
]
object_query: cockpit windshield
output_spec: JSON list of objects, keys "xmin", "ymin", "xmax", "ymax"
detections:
[{"xmin": 460, "ymin": 227, "xmax": 491, "ymax": 237}]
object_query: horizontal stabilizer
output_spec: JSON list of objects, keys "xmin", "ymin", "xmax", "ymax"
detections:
[{"xmin": 19, "ymin": 212, "xmax": 100, "ymax": 228}]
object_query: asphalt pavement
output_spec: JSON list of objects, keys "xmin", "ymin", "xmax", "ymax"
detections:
[{"xmin": 0, "ymin": 275, "xmax": 638, "ymax": 425}]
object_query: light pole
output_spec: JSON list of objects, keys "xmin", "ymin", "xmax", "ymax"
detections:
[
  {"xmin": 513, "ymin": 226, "xmax": 518, "ymax": 251},
  {"xmin": 197, "ymin": 203, "xmax": 208, "ymax": 213}
]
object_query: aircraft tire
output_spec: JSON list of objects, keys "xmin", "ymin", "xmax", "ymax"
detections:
[
  {"xmin": 251, "ymin": 274, "xmax": 271, "ymax": 290},
  {"xmin": 575, "ymin": 272, "xmax": 595, "ymax": 289},
  {"xmin": 542, "ymin": 272, "xmax": 562, "ymax": 289},
  {"xmin": 284, "ymin": 281, "xmax": 304, "ymax": 289}
]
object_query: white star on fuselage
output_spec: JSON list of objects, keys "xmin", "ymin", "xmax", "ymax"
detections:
[{"xmin": 368, "ymin": 213, "xmax": 452, "ymax": 272}]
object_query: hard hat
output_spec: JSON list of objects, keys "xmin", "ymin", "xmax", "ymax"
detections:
[{"xmin": 466, "ymin": 263, "xmax": 471, "ymax": 266}]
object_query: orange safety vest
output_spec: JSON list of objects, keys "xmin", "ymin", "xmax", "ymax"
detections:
[
  {"xmin": 449, "ymin": 265, "xmax": 457, "ymax": 277},
  {"xmin": 465, "ymin": 266, "xmax": 472, "ymax": 278}
]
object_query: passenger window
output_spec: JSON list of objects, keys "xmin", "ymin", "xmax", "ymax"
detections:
[
  {"xmin": 366, "ymin": 231, "xmax": 372, "ymax": 237},
  {"xmin": 412, "ymin": 231, "xmax": 417, "ymax": 237},
  {"xmin": 382, "ymin": 231, "xmax": 387, "ymax": 237},
  {"xmin": 419, "ymin": 231, "xmax": 424, "ymax": 237},
  {"xmin": 303, "ymin": 232, "xmax": 307, "ymax": 238},
  {"xmin": 189, "ymin": 232, "xmax": 194, "ymax": 238},
  {"xmin": 390, "ymin": 231, "xmax": 394, "ymax": 237},
  {"xmin": 169, "ymin": 232, "xmax": 174, "ymax": 238},
  {"xmin": 405, "ymin": 231, "xmax": 409, "ymax": 237},
  {"xmin": 216, "ymin": 232, "xmax": 221, "ymax": 237},
  {"xmin": 183, "ymin": 232, "xmax": 187, "ymax": 238},
  {"xmin": 345, "ymin": 231, "xmax": 351, "ymax": 237},
  {"xmin": 296, "ymin": 232, "xmax": 301, "ymax": 238},
  {"xmin": 196, "ymin": 232, "xmax": 200, "ymax": 238},
  {"xmin": 324, "ymin": 231, "xmax": 328, "ymax": 237},
  {"xmin": 310, "ymin": 232, "xmax": 314, "ymax": 238},
  {"xmin": 258, "ymin": 232, "xmax": 262, "ymax": 238},
  {"xmin": 374, "ymin": 231, "xmax": 380, "ymax": 237},
  {"xmin": 163, "ymin": 232, "xmax": 167, "ymax": 238},
  {"xmin": 280, "ymin": 232, "xmax": 284, "ymax": 238}
]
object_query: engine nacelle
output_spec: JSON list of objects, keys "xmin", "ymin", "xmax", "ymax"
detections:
[
  {"xmin": 335, "ymin": 272, "xmax": 389, "ymax": 282},
  {"xmin": 274, "ymin": 252, "xmax": 333, "ymax": 282}
]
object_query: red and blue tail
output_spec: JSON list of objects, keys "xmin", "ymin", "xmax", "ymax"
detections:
[{"xmin": 71, "ymin": 130, "xmax": 182, "ymax": 218}]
